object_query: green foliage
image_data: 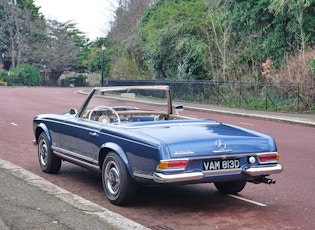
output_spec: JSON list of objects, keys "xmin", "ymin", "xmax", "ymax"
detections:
[
  {"xmin": 64, "ymin": 74, "xmax": 89, "ymax": 87},
  {"xmin": 224, "ymin": 0, "xmax": 315, "ymax": 67},
  {"xmin": 3, "ymin": 64, "xmax": 41, "ymax": 86},
  {"xmin": 0, "ymin": 0, "xmax": 90, "ymax": 82},
  {"xmin": 2, "ymin": 0, "xmax": 315, "ymax": 92},
  {"xmin": 140, "ymin": 0, "xmax": 210, "ymax": 80},
  {"xmin": 0, "ymin": 71, "xmax": 8, "ymax": 86},
  {"xmin": 110, "ymin": 45, "xmax": 148, "ymax": 79},
  {"xmin": 77, "ymin": 38, "xmax": 111, "ymax": 79},
  {"xmin": 0, "ymin": 0, "xmax": 46, "ymax": 70},
  {"xmin": 309, "ymin": 56, "xmax": 315, "ymax": 76}
]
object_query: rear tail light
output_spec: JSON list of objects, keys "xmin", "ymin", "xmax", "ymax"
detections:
[
  {"xmin": 257, "ymin": 152, "xmax": 280, "ymax": 163},
  {"xmin": 157, "ymin": 159, "xmax": 189, "ymax": 170}
]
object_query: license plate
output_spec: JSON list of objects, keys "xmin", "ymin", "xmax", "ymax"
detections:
[{"xmin": 203, "ymin": 159, "xmax": 240, "ymax": 171}]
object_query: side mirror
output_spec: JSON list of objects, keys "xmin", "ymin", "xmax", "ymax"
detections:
[
  {"xmin": 174, "ymin": 105, "xmax": 184, "ymax": 115},
  {"xmin": 69, "ymin": 108, "xmax": 77, "ymax": 116}
]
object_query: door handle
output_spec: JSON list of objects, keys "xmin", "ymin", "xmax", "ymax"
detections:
[{"xmin": 89, "ymin": 132, "xmax": 99, "ymax": 137}]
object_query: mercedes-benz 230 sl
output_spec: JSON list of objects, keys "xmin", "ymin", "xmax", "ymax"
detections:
[{"xmin": 33, "ymin": 85, "xmax": 282, "ymax": 205}]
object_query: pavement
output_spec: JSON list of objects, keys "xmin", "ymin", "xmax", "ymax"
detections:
[
  {"xmin": 0, "ymin": 160, "xmax": 148, "ymax": 230},
  {"xmin": 178, "ymin": 102, "xmax": 315, "ymax": 127},
  {"xmin": 0, "ymin": 104, "xmax": 314, "ymax": 230}
]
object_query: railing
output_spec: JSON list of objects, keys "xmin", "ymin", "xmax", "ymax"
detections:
[{"xmin": 105, "ymin": 79, "xmax": 314, "ymax": 112}]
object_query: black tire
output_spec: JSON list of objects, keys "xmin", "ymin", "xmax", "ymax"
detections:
[
  {"xmin": 214, "ymin": 180, "xmax": 246, "ymax": 194},
  {"xmin": 38, "ymin": 132, "xmax": 61, "ymax": 174},
  {"xmin": 102, "ymin": 152, "xmax": 137, "ymax": 206}
]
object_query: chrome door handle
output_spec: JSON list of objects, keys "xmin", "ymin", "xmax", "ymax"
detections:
[{"xmin": 89, "ymin": 132, "xmax": 98, "ymax": 137}]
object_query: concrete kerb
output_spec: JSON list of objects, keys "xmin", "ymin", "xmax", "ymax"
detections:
[{"xmin": 0, "ymin": 159, "xmax": 149, "ymax": 230}]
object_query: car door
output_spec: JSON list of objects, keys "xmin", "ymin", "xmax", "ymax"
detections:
[{"xmin": 59, "ymin": 117, "xmax": 101, "ymax": 164}]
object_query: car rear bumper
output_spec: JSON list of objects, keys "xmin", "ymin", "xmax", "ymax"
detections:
[
  {"xmin": 153, "ymin": 163, "xmax": 283, "ymax": 183},
  {"xmin": 242, "ymin": 163, "xmax": 283, "ymax": 176}
]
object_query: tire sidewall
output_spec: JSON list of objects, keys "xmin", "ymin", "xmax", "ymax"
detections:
[
  {"xmin": 38, "ymin": 132, "xmax": 61, "ymax": 173},
  {"xmin": 102, "ymin": 152, "xmax": 137, "ymax": 205},
  {"xmin": 38, "ymin": 133, "xmax": 50, "ymax": 172},
  {"xmin": 214, "ymin": 180, "xmax": 247, "ymax": 194}
]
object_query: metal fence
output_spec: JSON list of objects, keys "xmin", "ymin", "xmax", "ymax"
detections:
[{"xmin": 106, "ymin": 79, "xmax": 315, "ymax": 112}]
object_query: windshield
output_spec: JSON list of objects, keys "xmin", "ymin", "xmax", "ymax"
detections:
[
  {"xmin": 89, "ymin": 88, "xmax": 168, "ymax": 111},
  {"xmin": 79, "ymin": 86, "xmax": 171, "ymax": 123}
]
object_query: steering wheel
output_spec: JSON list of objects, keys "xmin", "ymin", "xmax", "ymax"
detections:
[{"xmin": 88, "ymin": 105, "xmax": 121, "ymax": 123}]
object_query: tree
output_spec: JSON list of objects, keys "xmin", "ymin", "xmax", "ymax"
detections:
[
  {"xmin": 268, "ymin": 0, "xmax": 313, "ymax": 61},
  {"xmin": 224, "ymin": 0, "xmax": 315, "ymax": 68},
  {"xmin": 34, "ymin": 19, "xmax": 86, "ymax": 81},
  {"xmin": 0, "ymin": 0, "xmax": 91, "ymax": 84},
  {"xmin": 84, "ymin": 38, "xmax": 111, "ymax": 78},
  {"xmin": 107, "ymin": 0, "xmax": 153, "ymax": 79},
  {"xmin": 140, "ymin": 0, "xmax": 231, "ymax": 80},
  {"xmin": 0, "ymin": 0, "xmax": 44, "ymax": 69}
]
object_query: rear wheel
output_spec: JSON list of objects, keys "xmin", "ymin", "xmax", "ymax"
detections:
[
  {"xmin": 102, "ymin": 152, "xmax": 137, "ymax": 206},
  {"xmin": 214, "ymin": 180, "xmax": 246, "ymax": 194},
  {"xmin": 38, "ymin": 132, "xmax": 61, "ymax": 174}
]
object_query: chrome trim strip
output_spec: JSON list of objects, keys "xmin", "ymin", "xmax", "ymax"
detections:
[
  {"xmin": 203, "ymin": 168, "xmax": 241, "ymax": 175},
  {"xmin": 114, "ymin": 121, "xmax": 219, "ymax": 129},
  {"xmin": 243, "ymin": 164, "xmax": 283, "ymax": 176},
  {"xmin": 52, "ymin": 146, "xmax": 100, "ymax": 172},
  {"xmin": 153, "ymin": 172, "xmax": 203, "ymax": 183},
  {"xmin": 133, "ymin": 172, "xmax": 154, "ymax": 180},
  {"xmin": 212, "ymin": 149, "xmax": 232, "ymax": 153},
  {"xmin": 186, "ymin": 152, "xmax": 279, "ymax": 161},
  {"xmin": 52, "ymin": 146, "xmax": 98, "ymax": 165}
]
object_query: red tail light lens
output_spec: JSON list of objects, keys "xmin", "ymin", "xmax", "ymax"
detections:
[
  {"xmin": 157, "ymin": 159, "xmax": 189, "ymax": 170},
  {"xmin": 258, "ymin": 153, "xmax": 280, "ymax": 163}
]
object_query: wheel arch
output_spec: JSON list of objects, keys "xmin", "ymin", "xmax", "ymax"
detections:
[
  {"xmin": 35, "ymin": 124, "xmax": 51, "ymax": 144},
  {"xmin": 98, "ymin": 142, "xmax": 133, "ymax": 176}
]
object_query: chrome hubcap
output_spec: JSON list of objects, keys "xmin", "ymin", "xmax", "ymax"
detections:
[
  {"xmin": 39, "ymin": 140, "xmax": 48, "ymax": 166},
  {"xmin": 105, "ymin": 161, "xmax": 120, "ymax": 196}
]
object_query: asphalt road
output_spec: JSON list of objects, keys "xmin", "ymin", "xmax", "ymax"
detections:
[{"xmin": 0, "ymin": 87, "xmax": 314, "ymax": 229}]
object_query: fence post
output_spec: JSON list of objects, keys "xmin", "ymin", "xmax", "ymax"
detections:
[
  {"xmin": 239, "ymin": 81, "xmax": 242, "ymax": 108},
  {"xmin": 216, "ymin": 83, "xmax": 219, "ymax": 105},
  {"xmin": 265, "ymin": 83, "xmax": 268, "ymax": 110},
  {"xmin": 297, "ymin": 83, "xmax": 300, "ymax": 110}
]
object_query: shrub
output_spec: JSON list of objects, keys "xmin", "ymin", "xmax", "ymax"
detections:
[
  {"xmin": 4, "ymin": 64, "xmax": 41, "ymax": 86},
  {"xmin": 64, "ymin": 74, "xmax": 89, "ymax": 87}
]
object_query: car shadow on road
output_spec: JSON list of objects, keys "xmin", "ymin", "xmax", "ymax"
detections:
[
  {"xmin": 55, "ymin": 165, "xmax": 259, "ymax": 211},
  {"xmin": 135, "ymin": 184, "xmax": 254, "ymax": 211}
]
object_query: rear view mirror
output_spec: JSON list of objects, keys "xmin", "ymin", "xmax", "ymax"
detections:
[
  {"xmin": 69, "ymin": 108, "xmax": 77, "ymax": 115},
  {"xmin": 175, "ymin": 105, "xmax": 184, "ymax": 114}
]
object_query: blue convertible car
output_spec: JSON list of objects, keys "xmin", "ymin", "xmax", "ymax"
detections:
[{"xmin": 33, "ymin": 85, "xmax": 283, "ymax": 205}]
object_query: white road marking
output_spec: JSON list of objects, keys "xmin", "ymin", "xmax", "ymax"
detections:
[
  {"xmin": 10, "ymin": 122, "xmax": 18, "ymax": 126},
  {"xmin": 240, "ymin": 122, "xmax": 254, "ymax": 126},
  {"xmin": 227, "ymin": 194, "xmax": 267, "ymax": 207}
]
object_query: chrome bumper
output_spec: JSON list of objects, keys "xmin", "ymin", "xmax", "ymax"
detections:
[
  {"xmin": 154, "ymin": 172, "xmax": 204, "ymax": 183},
  {"xmin": 243, "ymin": 163, "xmax": 283, "ymax": 176},
  {"xmin": 153, "ymin": 164, "xmax": 283, "ymax": 183}
]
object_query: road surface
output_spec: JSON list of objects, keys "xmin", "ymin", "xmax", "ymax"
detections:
[{"xmin": 0, "ymin": 87, "xmax": 314, "ymax": 229}]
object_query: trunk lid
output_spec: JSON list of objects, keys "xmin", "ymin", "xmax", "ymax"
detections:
[{"xmin": 132, "ymin": 120, "xmax": 276, "ymax": 157}]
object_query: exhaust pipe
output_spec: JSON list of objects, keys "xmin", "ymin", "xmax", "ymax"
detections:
[{"xmin": 263, "ymin": 178, "xmax": 276, "ymax": 184}]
